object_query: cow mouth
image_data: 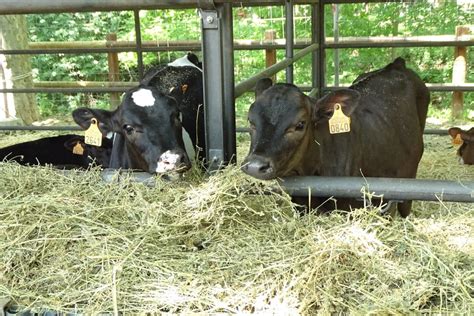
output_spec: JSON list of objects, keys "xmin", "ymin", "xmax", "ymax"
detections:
[{"xmin": 155, "ymin": 150, "xmax": 191, "ymax": 174}]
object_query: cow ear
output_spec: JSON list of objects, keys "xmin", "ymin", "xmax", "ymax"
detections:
[
  {"xmin": 255, "ymin": 78, "xmax": 273, "ymax": 98},
  {"xmin": 448, "ymin": 127, "xmax": 462, "ymax": 139},
  {"xmin": 311, "ymin": 89, "xmax": 361, "ymax": 125},
  {"xmin": 63, "ymin": 136, "xmax": 84, "ymax": 152},
  {"xmin": 72, "ymin": 107, "xmax": 117, "ymax": 134}
]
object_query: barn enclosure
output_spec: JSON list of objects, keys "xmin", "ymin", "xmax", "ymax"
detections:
[{"xmin": 0, "ymin": 1, "xmax": 473, "ymax": 314}]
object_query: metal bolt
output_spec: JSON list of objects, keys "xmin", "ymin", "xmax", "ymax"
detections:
[{"xmin": 206, "ymin": 15, "xmax": 214, "ymax": 24}]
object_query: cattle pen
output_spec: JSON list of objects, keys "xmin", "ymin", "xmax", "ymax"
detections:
[{"xmin": 0, "ymin": 1, "xmax": 473, "ymax": 315}]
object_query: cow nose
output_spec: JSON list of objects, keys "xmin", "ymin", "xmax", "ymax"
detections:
[
  {"xmin": 156, "ymin": 150, "xmax": 191, "ymax": 174},
  {"xmin": 241, "ymin": 156, "xmax": 275, "ymax": 180}
]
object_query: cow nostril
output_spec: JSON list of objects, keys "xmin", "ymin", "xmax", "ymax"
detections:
[{"xmin": 258, "ymin": 162, "xmax": 271, "ymax": 173}]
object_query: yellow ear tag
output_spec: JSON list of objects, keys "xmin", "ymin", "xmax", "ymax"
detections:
[
  {"xmin": 452, "ymin": 133, "xmax": 463, "ymax": 146},
  {"xmin": 182, "ymin": 84, "xmax": 188, "ymax": 94},
  {"xmin": 329, "ymin": 103, "xmax": 351, "ymax": 134},
  {"xmin": 84, "ymin": 118, "xmax": 102, "ymax": 147},
  {"xmin": 72, "ymin": 142, "xmax": 84, "ymax": 155}
]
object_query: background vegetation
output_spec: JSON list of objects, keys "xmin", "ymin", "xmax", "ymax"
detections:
[{"xmin": 23, "ymin": 2, "xmax": 473, "ymax": 122}]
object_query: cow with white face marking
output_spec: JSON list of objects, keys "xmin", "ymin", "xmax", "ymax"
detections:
[{"xmin": 73, "ymin": 53, "xmax": 204, "ymax": 175}]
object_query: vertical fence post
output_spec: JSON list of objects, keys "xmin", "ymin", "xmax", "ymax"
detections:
[
  {"xmin": 200, "ymin": 2, "xmax": 236, "ymax": 171},
  {"xmin": 285, "ymin": 0, "xmax": 294, "ymax": 84},
  {"xmin": 106, "ymin": 33, "xmax": 120, "ymax": 109},
  {"xmin": 265, "ymin": 29, "xmax": 277, "ymax": 82},
  {"xmin": 452, "ymin": 25, "xmax": 470, "ymax": 119}
]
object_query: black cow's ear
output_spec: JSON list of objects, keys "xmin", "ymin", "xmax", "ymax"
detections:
[
  {"xmin": 255, "ymin": 78, "xmax": 273, "ymax": 98},
  {"xmin": 72, "ymin": 107, "xmax": 117, "ymax": 134},
  {"xmin": 63, "ymin": 136, "xmax": 84, "ymax": 152},
  {"xmin": 448, "ymin": 127, "xmax": 462, "ymax": 139},
  {"xmin": 311, "ymin": 89, "xmax": 360, "ymax": 125}
]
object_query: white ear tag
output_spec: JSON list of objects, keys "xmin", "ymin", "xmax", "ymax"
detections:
[{"xmin": 132, "ymin": 88, "xmax": 155, "ymax": 107}]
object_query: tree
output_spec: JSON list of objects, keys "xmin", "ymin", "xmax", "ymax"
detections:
[{"xmin": 0, "ymin": 15, "xmax": 39, "ymax": 124}]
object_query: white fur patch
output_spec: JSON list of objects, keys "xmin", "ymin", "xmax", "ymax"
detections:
[
  {"xmin": 131, "ymin": 88, "xmax": 155, "ymax": 107},
  {"xmin": 156, "ymin": 150, "xmax": 181, "ymax": 173},
  {"xmin": 168, "ymin": 55, "xmax": 202, "ymax": 72}
]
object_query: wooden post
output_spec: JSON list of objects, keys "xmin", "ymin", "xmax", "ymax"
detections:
[
  {"xmin": 106, "ymin": 33, "xmax": 120, "ymax": 109},
  {"xmin": 265, "ymin": 30, "xmax": 277, "ymax": 82},
  {"xmin": 452, "ymin": 26, "xmax": 470, "ymax": 119}
]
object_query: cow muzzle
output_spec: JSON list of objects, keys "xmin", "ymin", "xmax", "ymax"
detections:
[
  {"xmin": 241, "ymin": 155, "xmax": 276, "ymax": 180},
  {"xmin": 156, "ymin": 150, "xmax": 191, "ymax": 174}
]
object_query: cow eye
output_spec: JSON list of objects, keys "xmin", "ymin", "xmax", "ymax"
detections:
[
  {"xmin": 123, "ymin": 124, "xmax": 135, "ymax": 135},
  {"xmin": 295, "ymin": 121, "xmax": 306, "ymax": 131}
]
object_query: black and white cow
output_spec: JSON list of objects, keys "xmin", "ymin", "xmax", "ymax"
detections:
[
  {"xmin": 72, "ymin": 53, "xmax": 205, "ymax": 175},
  {"xmin": 242, "ymin": 57, "xmax": 430, "ymax": 217},
  {"xmin": 0, "ymin": 134, "xmax": 112, "ymax": 169}
]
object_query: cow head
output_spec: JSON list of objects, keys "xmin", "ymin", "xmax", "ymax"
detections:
[
  {"xmin": 448, "ymin": 127, "xmax": 474, "ymax": 165},
  {"xmin": 241, "ymin": 79, "xmax": 319, "ymax": 180},
  {"xmin": 72, "ymin": 86, "xmax": 191, "ymax": 174}
]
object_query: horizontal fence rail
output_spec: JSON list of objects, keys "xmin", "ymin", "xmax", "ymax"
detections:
[
  {"xmin": 1, "ymin": 35, "xmax": 473, "ymax": 55},
  {"xmin": 0, "ymin": 125, "xmax": 451, "ymax": 136},
  {"xmin": 0, "ymin": 0, "xmax": 318, "ymax": 14},
  {"xmin": 281, "ymin": 176, "xmax": 474, "ymax": 203},
  {"xmin": 1, "ymin": 83, "xmax": 472, "ymax": 95},
  {"xmin": 95, "ymin": 170, "xmax": 474, "ymax": 203}
]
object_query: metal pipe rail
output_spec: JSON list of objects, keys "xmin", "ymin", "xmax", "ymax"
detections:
[
  {"xmin": 96, "ymin": 170, "xmax": 474, "ymax": 203},
  {"xmin": 0, "ymin": 0, "xmax": 318, "ymax": 14},
  {"xmin": 2, "ymin": 34, "xmax": 471, "ymax": 56},
  {"xmin": 234, "ymin": 43, "xmax": 318, "ymax": 98},
  {"xmin": 0, "ymin": 125, "xmax": 451, "ymax": 136},
  {"xmin": 281, "ymin": 176, "xmax": 474, "ymax": 203}
]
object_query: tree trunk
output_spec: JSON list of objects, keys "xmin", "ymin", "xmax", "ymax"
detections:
[{"xmin": 0, "ymin": 15, "xmax": 39, "ymax": 124}]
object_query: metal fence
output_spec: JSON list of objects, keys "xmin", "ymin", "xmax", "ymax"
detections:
[{"xmin": 0, "ymin": 0, "xmax": 473, "ymax": 202}]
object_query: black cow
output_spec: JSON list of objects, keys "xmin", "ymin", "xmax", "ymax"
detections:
[
  {"xmin": 0, "ymin": 134, "xmax": 112, "ymax": 169},
  {"xmin": 242, "ymin": 57, "xmax": 430, "ymax": 217},
  {"xmin": 72, "ymin": 53, "xmax": 204, "ymax": 175},
  {"xmin": 448, "ymin": 127, "xmax": 474, "ymax": 165}
]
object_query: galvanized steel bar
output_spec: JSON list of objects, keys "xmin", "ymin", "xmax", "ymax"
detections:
[
  {"xmin": 200, "ymin": 5, "xmax": 226, "ymax": 170},
  {"xmin": 0, "ymin": 125, "xmax": 452, "ymax": 135},
  {"xmin": 314, "ymin": 0, "xmax": 325, "ymax": 98},
  {"xmin": 221, "ymin": 3, "xmax": 237, "ymax": 164},
  {"xmin": 311, "ymin": 3, "xmax": 318, "ymax": 94},
  {"xmin": 285, "ymin": 0, "xmax": 294, "ymax": 84},
  {"xmin": 133, "ymin": 10, "xmax": 144, "ymax": 80},
  {"xmin": 281, "ymin": 176, "xmax": 474, "ymax": 202},
  {"xmin": 0, "ymin": 1, "xmax": 319, "ymax": 14},
  {"xmin": 234, "ymin": 43, "xmax": 319, "ymax": 97},
  {"xmin": 1, "ymin": 36, "xmax": 472, "ymax": 56}
]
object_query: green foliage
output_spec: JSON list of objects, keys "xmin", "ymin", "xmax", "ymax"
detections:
[{"xmin": 26, "ymin": 3, "xmax": 473, "ymax": 120}]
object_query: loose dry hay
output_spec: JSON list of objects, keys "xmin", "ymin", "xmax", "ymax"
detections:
[{"xmin": 0, "ymin": 133, "xmax": 473, "ymax": 315}]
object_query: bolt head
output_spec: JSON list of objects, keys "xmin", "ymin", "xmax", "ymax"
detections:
[{"xmin": 206, "ymin": 15, "xmax": 214, "ymax": 24}]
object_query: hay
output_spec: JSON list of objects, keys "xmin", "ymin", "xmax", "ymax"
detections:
[{"xmin": 0, "ymin": 133, "xmax": 473, "ymax": 314}]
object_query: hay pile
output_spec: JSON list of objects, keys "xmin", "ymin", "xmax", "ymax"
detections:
[{"xmin": 0, "ymin": 133, "xmax": 473, "ymax": 314}]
